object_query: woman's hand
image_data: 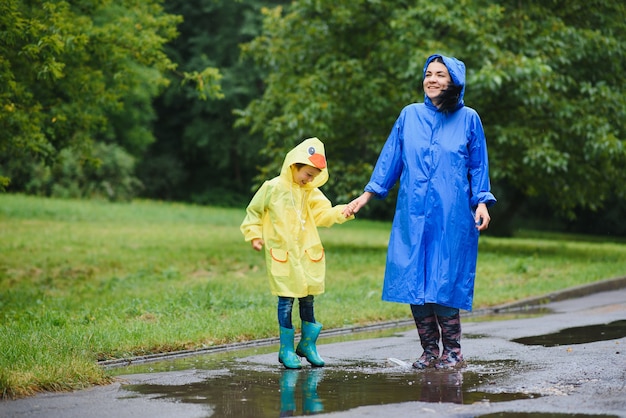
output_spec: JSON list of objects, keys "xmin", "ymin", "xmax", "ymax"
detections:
[{"xmin": 475, "ymin": 203, "xmax": 491, "ymax": 231}]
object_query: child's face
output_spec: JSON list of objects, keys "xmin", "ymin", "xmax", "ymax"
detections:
[{"xmin": 293, "ymin": 165, "xmax": 321, "ymax": 186}]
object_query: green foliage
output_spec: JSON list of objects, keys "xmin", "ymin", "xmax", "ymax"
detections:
[
  {"xmin": 139, "ymin": 0, "xmax": 288, "ymax": 202},
  {"xmin": 23, "ymin": 143, "xmax": 143, "ymax": 201},
  {"xmin": 181, "ymin": 67, "xmax": 224, "ymax": 101},
  {"xmin": 0, "ymin": 0, "xmax": 223, "ymax": 190},
  {"xmin": 1, "ymin": 1, "xmax": 172, "ymax": 160},
  {"xmin": 236, "ymin": 0, "xmax": 626, "ymax": 219}
]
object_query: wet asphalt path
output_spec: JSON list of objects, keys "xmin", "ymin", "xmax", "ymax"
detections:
[{"xmin": 2, "ymin": 283, "xmax": 625, "ymax": 418}]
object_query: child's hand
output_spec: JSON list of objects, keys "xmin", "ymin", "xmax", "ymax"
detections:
[
  {"xmin": 342, "ymin": 201, "xmax": 358, "ymax": 217},
  {"xmin": 251, "ymin": 238, "xmax": 264, "ymax": 251},
  {"xmin": 343, "ymin": 192, "xmax": 373, "ymax": 217}
]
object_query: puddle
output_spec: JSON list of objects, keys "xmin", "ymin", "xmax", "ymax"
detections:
[
  {"xmin": 121, "ymin": 360, "xmax": 540, "ymax": 417},
  {"xmin": 478, "ymin": 413, "xmax": 620, "ymax": 418},
  {"xmin": 512, "ymin": 320, "xmax": 626, "ymax": 347}
]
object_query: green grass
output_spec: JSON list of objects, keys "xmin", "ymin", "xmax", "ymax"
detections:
[{"xmin": 1, "ymin": 194, "xmax": 625, "ymax": 398}]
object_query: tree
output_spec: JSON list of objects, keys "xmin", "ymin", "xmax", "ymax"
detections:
[
  {"xmin": 0, "ymin": 0, "xmax": 222, "ymax": 193},
  {"xmin": 236, "ymin": 0, "xmax": 626, "ymax": 228},
  {"xmin": 137, "ymin": 0, "xmax": 288, "ymax": 205}
]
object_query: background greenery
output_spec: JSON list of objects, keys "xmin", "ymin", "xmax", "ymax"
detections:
[
  {"xmin": 2, "ymin": 1, "xmax": 625, "ymax": 235},
  {"xmin": 2, "ymin": 194, "xmax": 625, "ymax": 398},
  {"xmin": 236, "ymin": 0, "xmax": 626, "ymax": 234},
  {"xmin": 0, "ymin": 0, "xmax": 222, "ymax": 196}
]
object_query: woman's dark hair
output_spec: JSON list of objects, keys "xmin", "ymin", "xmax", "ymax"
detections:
[
  {"xmin": 430, "ymin": 56, "xmax": 462, "ymax": 113},
  {"xmin": 435, "ymin": 84, "xmax": 463, "ymax": 113}
]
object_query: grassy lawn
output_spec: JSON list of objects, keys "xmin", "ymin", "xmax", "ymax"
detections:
[{"xmin": 1, "ymin": 194, "xmax": 625, "ymax": 398}]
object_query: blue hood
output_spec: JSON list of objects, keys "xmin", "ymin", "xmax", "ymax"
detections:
[{"xmin": 423, "ymin": 54, "xmax": 466, "ymax": 111}]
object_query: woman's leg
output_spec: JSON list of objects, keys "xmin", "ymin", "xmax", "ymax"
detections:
[
  {"xmin": 433, "ymin": 305, "xmax": 465, "ymax": 369},
  {"xmin": 410, "ymin": 303, "xmax": 435, "ymax": 319},
  {"xmin": 410, "ymin": 303, "xmax": 440, "ymax": 369},
  {"xmin": 432, "ymin": 304, "xmax": 459, "ymax": 318}
]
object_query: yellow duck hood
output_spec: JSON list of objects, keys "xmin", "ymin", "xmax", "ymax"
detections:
[{"xmin": 280, "ymin": 137, "xmax": 329, "ymax": 189}]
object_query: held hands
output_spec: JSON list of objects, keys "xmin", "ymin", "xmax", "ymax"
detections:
[
  {"xmin": 251, "ymin": 238, "xmax": 264, "ymax": 251},
  {"xmin": 342, "ymin": 192, "xmax": 374, "ymax": 217},
  {"xmin": 475, "ymin": 203, "xmax": 491, "ymax": 231}
]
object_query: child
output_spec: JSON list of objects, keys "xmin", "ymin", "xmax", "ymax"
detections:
[{"xmin": 240, "ymin": 137, "xmax": 354, "ymax": 369}]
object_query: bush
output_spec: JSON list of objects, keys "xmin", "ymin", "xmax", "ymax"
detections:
[{"xmin": 24, "ymin": 143, "xmax": 143, "ymax": 202}]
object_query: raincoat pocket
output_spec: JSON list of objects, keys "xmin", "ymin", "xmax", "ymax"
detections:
[
  {"xmin": 304, "ymin": 244, "xmax": 325, "ymax": 281},
  {"xmin": 270, "ymin": 248, "xmax": 290, "ymax": 277}
]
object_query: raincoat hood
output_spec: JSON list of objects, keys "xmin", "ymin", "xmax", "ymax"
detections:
[
  {"xmin": 280, "ymin": 137, "xmax": 329, "ymax": 189},
  {"xmin": 423, "ymin": 54, "xmax": 466, "ymax": 111}
]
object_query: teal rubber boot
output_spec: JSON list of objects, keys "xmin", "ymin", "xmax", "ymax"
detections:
[
  {"xmin": 279, "ymin": 326, "xmax": 302, "ymax": 369},
  {"xmin": 296, "ymin": 321, "xmax": 325, "ymax": 367},
  {"xmin": 279, "ymin": 370, "xmax": 299, "ymax": 415},
  {"xmin": 302, "ymin": 369, "xmax": 324, "ymax": 414}
]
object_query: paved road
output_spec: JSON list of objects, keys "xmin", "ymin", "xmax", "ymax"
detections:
[{"xmin": 2, "ymin": 284, "xmax": 625, "ymax": 418}]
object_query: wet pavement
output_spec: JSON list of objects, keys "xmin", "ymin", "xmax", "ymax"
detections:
[{"xmin": 2, "ymin": 284, "xmax": 625, "ymax": 418}]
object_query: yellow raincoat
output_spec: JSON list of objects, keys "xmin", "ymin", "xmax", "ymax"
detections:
[{"xmin": 241, "ymin": 138, "xmax": 354, "ymax": 297}]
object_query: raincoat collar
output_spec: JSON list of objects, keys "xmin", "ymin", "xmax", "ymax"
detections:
[
  {"xmin": 280, "ymin": 137, "xmax": 329, "ymax": 189},
  {"xmin": 423, "ymin": 54, "xmax": 466, "ymax": 112}
]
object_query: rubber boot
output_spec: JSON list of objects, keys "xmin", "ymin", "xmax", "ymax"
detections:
[
  {"xmin": 302, "ymin": 369, "xmax": 324, "ymax": 414},
  {"xmin": 412, "ymin": 314, "xmax": 441, "ymax": 369},
  {"xmin": 296, "ymin": 321, "xmax": 325, "ymax": 367},
  {"xmin": 435, "ymin": 313, "xmax": 466, "ymax": 369},
  {"xmin": 279, "ymin": 326, "xmax": 302, "ymax": 369},
  {"xmin": 279, "ymin": 370, "xmax": 299, "ymax": 417}
]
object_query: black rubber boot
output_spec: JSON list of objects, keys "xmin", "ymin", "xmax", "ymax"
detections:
[
  {"xmin": 435, "ymin": 312, "xmax": 466, "ymax": 369},
  {"xmin": 412, "ymin": 314, "xmax": 441, "ymax": 369}
]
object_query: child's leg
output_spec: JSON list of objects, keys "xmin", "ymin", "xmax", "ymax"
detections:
[
  {"xmin": 278, "ymin": 296, "xmax": 295, "ymax": 329},
  {"xmin": 277, "ymin": 297, "xmax": 301, "ymax": 369},
  {"xmin": 296, "ymin": 295, "xmax": 325, "ymax": 367},
  {"xmin": 298, "ymin": 295, "xmax": 315, "ymax": 324}
]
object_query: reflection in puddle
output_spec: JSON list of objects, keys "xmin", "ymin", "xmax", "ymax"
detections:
[
  {"xmin": 512, "ymin": 320, "xmax": 626, "ymax": 347},
  {"xmin": 478, "ymin": 413, "xmax": 620, "ymax": 418},
  {"xmin": 122, "ymin": 360, "xmax": 539, "ymax": 417}
]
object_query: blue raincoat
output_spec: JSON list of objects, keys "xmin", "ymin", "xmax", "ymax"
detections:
[{"xmin": 365, "ymin": 54, "xmax": 496, "ymax": 311}]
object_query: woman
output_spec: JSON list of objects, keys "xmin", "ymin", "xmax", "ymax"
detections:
[{"xmin": 344, "ymin": 54, "xmax": 496, "ymax": 369}]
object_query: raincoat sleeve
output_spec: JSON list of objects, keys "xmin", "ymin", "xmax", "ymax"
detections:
[
  {"xmin": 364, "ymin": 115, "xmax": 404, "ymax": 198},
  {"xmin": 467, "ymin": 112, "xmax": 496, "ymax": 208},
  {"xmin": 240, "ymin": 181, "xmax": 269, "ymax": 242},
  {"xmin": 309, "ymin": 188, "xmax": 354, "ymax": 227}
]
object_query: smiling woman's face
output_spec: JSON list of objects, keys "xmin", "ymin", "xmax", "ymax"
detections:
[{"xmin": 423, "ymin": 61, "xmax": 451, "ymax": 104}]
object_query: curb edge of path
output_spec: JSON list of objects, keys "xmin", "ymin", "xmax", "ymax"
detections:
[{"xmin": 486, "ymin": 275, "xmax": 626, "ymax": 313}]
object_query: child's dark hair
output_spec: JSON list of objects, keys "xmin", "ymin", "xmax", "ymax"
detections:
[{"xmin": 293, "ymin": 163, "xmax": 321, "ymax": 171}]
